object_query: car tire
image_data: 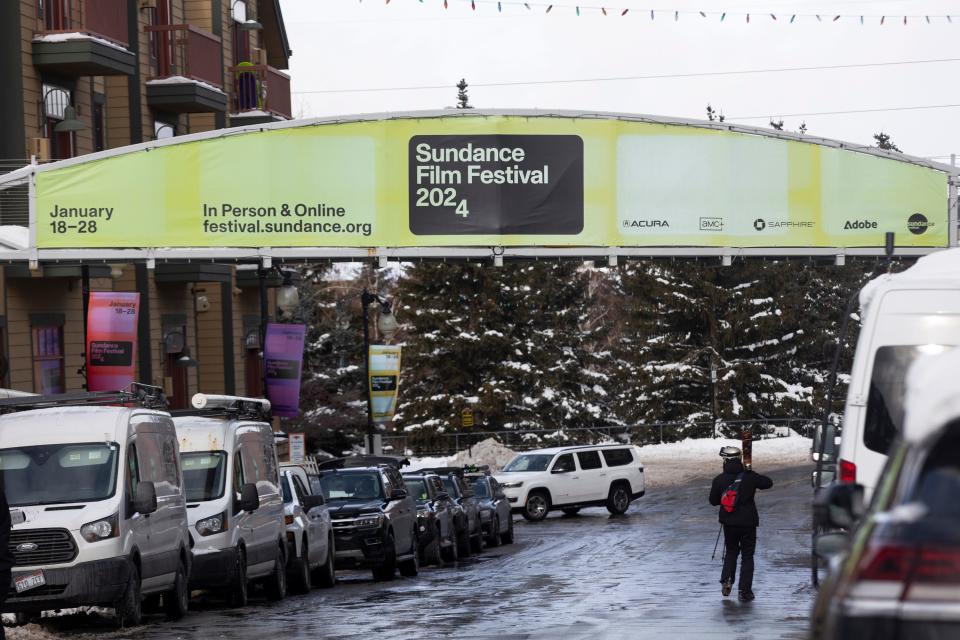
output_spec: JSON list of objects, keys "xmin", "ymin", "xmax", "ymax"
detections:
[
  {"xmin": 561, "ymin": 507, "xmax": 581, "ymax": 516},
  {"xmin": 289, "ymin": 540, "xmax": 312, "ymax": 595},
  {"xmin": 500, "ymin": 516, "xmax": 515, "ymax": 545},
  {"xmin": 398, "ymin": 530, "xmax": 420, "ymax": 577},
  {"xmin": 424, "ymin": 524, "xmax": 443, "ymax": 566},
  {"xmin": 227, "ymin": 547, "xmax": 248, "ymax": 608},
  {"xmin": 606, "ymin": 483, "xmax": 632, "ymax": 515},
  {"xmin": 486, "ymin": 516, "xmax": 502, "ymax": 547},
  {"xmin": 522, "ymin": 490, "xmax": 550, "ymax": 522},
  {"xmin": 264, "ymin": 542, "xmax": 288, "ymax": 601},
  {"xmin": 372, "ymin": 532, "xmax": 397, "ymax": 581},
  {"xmin": 455, "ymin": 525, "xmax": 472, "ymax": 557},
  {"xmin": 163, "ymin": 557, "xmax": 189, "ymax": 621},
  {"xmin": 313, "ymin": 535, "xmax": 336, "ymax": 588},
  {"xmin": 115, "ymin": 562, "xmax": 142, "ymax": 628}
]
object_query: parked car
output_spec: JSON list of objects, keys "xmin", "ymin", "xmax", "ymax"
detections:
[
  {"xmin": 0, "ymin": 385, "xmax": 191, "ymax": 627},
  {"xmin": 402, "ymin": 472, "xmax": 459, "ymax": 564},
  {"xmin": 281, "ymin": 464, "xmax": 336, "ymax": 591},
  {"xmin": 282, "ymin": 459, "xmax": 322, "ymax": 495},
  {"xmin": 419, "ymin": 467, "xmax": 484, "ymax": 555},
  {"xmin": 174, "ymin": 394, "xmax": 287, "ymax": 607},
  {"xmin": 496, "ymin": 444, "xmax": 645, "ymax": 521},
  {"xmin": 317, "ymin": 456, "xmax": 419, "ymax": 581},
  {"xmin": 811, "ymin": 348, "xmax": 960, "ymax": 639},
  {"xmin": 469, "ymin": 472, "xmax": 514, "ymax": 546},
  {"xmin": 827, "ymin": 251, "xmax": 960, "ymax": 498}
]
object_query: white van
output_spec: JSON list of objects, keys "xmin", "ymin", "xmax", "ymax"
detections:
[
  {"xmin": 0, "ymin": 386, "xmax": 190, "ymax": 627},
  {"xmin": 836, "ymin": 249, "xmax": 960, "ymax": 497},
  {"xmin": 174, "ymin": 394, "xmax": 286, "ymax": 606}
]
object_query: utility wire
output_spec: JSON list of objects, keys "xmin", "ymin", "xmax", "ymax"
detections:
[
  {"xmin": 728, "ymin": 103, "xmax": 960, "ymax": 119},
  {"xmin": 291, "ymin": 57, "xmax": 960, "ymax": 95}
]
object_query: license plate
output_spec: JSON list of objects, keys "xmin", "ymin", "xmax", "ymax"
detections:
[
  {"xmin": 14, "ymin": 570, "xmax": 45, "ymax": 594},
  {"xmin": 9, "ymin": 510, "xmax": 24, "ymax": 525}
]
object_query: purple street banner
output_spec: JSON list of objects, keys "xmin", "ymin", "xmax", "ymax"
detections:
[
  {"xmin": 264, "ymin": 322, "xmax": 306, "ymax": 418},
  {"xmin": 86, "ymin": 292, "xmax": 140, "ymax": 392}
]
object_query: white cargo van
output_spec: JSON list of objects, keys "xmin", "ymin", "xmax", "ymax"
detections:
[
  {"xmin": 836, "ymin": 249, "xmax": 960, "ymax": 497},
  {"xmin": 0, "ymin": 386, "xmax": 190, "ymax": 627},
  {"xmin": 174, "ymin": 394, "xmax": 287, "ymax": 606}
]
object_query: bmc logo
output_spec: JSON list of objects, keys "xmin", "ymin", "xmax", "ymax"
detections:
[
  {"xmin": 700, "ymin": 217, "xmax": 723, "ymax": 231},
  {"xmin": 843, "ymin": 220, "xmax": 878, "ymax": 230}
]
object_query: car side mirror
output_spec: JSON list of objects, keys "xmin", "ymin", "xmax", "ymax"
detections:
[
  {"xmin": 814, "ymin": 531, "xmax": 850, "ymax": 560},
  {"xmin": 389, "ymin": 488, "xmax": 407, "ymax": 501},
  {"xmin": 133, "ymin": 481, "xmax": 157, "ymax": 515},
  {"xmin": 813, "ymin": 482, "xmax": 865, "ymax": 530},
  {"xmin": 552, "ymin": 467, "xmax": 571, "ymax": 474},
  {"xmin": 302, "ymin": 494, "xmax": 325, "ymax": 510},
  {"xmin": 238, "ymin": 483, "xmax": 260, "ymax": 512}
]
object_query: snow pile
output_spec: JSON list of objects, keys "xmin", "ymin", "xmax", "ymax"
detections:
[
  {"xmin": 639, "ymin": 432, "xmax": 812, "ymax": 489},
  {"xmin": 33, "ymin": 32, "xmax": 130, "ymax": 53},
  {"xmin": 407, "ymin": 437, "xmax": 518, "ymax": 472}
]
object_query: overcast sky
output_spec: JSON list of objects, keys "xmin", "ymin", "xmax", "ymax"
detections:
[{"xmin": 278, "ymin": 0, "xmax": 960, "ymax": 162}]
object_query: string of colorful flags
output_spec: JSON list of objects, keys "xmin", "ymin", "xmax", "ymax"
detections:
[{"xmin": 367, "ymin": 0, "xmax": 957, "ymax": 24}]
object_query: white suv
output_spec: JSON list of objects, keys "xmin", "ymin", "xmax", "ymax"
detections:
[{"xmin": 495, "ymin": 445, "xmax": 645, "ymax": 521}]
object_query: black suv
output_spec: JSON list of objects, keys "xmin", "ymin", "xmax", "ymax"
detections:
[
  {"xmin": 470, "ymin": 472, "xmax": 514, "ymax": 547},
  {"xmin": 317, "ymin": 457, "xmax": 419, "ymax": 581},
  {"xmin": 402, "ymin": 472, "xmax": 459, "ymax": 565},
  {"xmin": 419, "ymin": 467, "xmax": 483, "ymax": 556}
]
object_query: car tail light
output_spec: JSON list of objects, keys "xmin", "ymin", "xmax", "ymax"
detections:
[
  {"xmin": 903, "ymin": 546, "xmax": 960, "ymax": 602},
  {"xmin": 839, "ymin": 459, "xmax": 856, "ymax": 483},
  {"xmin": 850, "ymin": 542, "xmax": 960, "ymax": 602},
  {"xmin": 848, "ymin": 542, "xmax": 915, "ymax": 600}
]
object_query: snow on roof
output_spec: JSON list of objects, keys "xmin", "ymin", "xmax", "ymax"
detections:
[
  {"xmin": 860, "ymin": 247, "xmax": 960, "ymax": 310},
  {"xmin": 33, "ymin": 31, "xmax": 130, "ymax": 53},
  {"xmin": 146, "ymin": 76, "xmax": 225, "ymax": 95},
  {"xmin": 904, "ymin": 347, "xmax": 960, "ymax": 443},
  {"xmin": 0, "ymin": 226, "xmax": 29, "ymax": 250}
]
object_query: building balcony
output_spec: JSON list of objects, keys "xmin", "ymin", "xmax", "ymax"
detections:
[
  {"xmin": 228, "ymin": 64, "xmax": 292, "ymax": 124},
  {"xmin": 32, "ymin": 0, "xmax": 135, "ymax": 76},
  {"xmin": 145, "ymin": 25, "xmax": 227, "ymax": 114}
]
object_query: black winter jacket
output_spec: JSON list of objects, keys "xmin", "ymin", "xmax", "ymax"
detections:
[{"xmin": 708, "ymin": 460, "xmax": 774, "ymax": 527}]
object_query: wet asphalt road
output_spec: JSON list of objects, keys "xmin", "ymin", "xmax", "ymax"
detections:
[{"xmin": 19, "ymin": 465, "xmax": 815, "ymax": 640}]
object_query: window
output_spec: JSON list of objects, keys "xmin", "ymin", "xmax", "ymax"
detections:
[
  {"xmin": 240, "ymin": 439, "xmax": 264, "ymax": 483},
  {"xmin": 912, "ymin": 424, "xmax": 960, "ymax": 517},
  {"xmin": 502, "ymin": 454, "xmax": 554, "ymax": 472},
  {"xmin": 233, "ymin": 451, "xmax": 245, "ymax": 491},
  {"xmin": 93, "ymin": 96, "xmax": 105, "ymax": 151},
  {"xmin": 181, "ymin": 451, "xmax": 227, "ymax": 501},
  {"xmin": 404, "ymin": 478, "xmax": 428, "ymax": 501},
  {"xmin": 135, "ymin": 433, "xmax": 166, "ymax": 484},
  {"xmin": 42, "ymin": 84, "xmax": 76, "ymax": 160},
  {"xmin": 473, "ymin": 478, "xmax": 490, "ymax": 497},
  {"xmin": 1, "ymin": 442, "xmax": 119, "ymax": 507},
  {"xmin": 40, "ymin": 0, "xmax": 71, "ymax": 31},
  {"xmin": 601, "ymin": 448, "xmax": 634, "ymax": 467},
  {"xmin": 32, "ymin": 325, "xmax": 64, "ymax": 395},
  {"xmin": 127, "ymin": 443, "xmax": 140, "ymax": 495},
  {"xmin": 552, "ymin": 454, "xmax": 576, "ymax": 473},
  {"xmin": 577, "ymin": 450, "xmax": 603, "ymax": 470},
  {"xmin": 161, "ymin": 434, "xmax": 180, "ymax": 487},
  {"xmin": 292, "ymin": 475, "xmax": 308, "ymax": 501},
  {"xmin": 429, "ymin": 476, "xmax": 445, "ymax": 495}
]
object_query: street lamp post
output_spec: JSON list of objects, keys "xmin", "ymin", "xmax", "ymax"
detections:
[
  {"xmin": 711, "ymin": 363, "xmax": 719, "ymax": 438},
  {"xmin": 360, "ymin": 289, "xmax": 398, "ymax": 455}
]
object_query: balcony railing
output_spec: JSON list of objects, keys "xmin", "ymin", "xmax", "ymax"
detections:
[
  {"xmin": 36, "ymin": 0, "xmax": 129, "ymax": 47},
  {"xmin": 229, "ymin": 64, "xmax": 292, "ymax": 119},
  {"xmin": 145, "ymin": 24, "xmax": 223, "ymax": 89}
]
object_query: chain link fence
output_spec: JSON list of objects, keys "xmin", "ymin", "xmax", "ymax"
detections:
[{"xmin": 382, "ymin": 417, "xmax": 820, "ymax": 457}]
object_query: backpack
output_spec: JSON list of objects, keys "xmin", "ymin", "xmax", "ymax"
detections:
[{"xmin": 720, "ymin": 472, "xmax": 745, "ymax": 513}]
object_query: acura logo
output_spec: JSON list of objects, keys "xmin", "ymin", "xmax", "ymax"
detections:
[{"xmin": 16, "ymin": 543, "xmax": 38, "ymax": 552}]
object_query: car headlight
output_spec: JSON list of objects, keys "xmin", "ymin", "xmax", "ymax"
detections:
[
  {"xmin": 417, "ymin": 509, "xmax": 429, "ymax": 519},
  {"xmin": 355, "ymin": 514, "xmax": 383, "ymax": 528},
  {"xmin": 80, "ymin": 513, "xmax": 119, "ymax": 543},
  {"xmin": 196, "ymin": 512, "xmax": 227, "ymax": 537},
  {"xmin": 500, "ymin": 481, "xmax": 523, "ymax": 489}
]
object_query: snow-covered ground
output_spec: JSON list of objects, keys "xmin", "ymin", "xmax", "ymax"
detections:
[{"xmin": 407, "ymin": 433, "xmax": 812, "ymax": 489}]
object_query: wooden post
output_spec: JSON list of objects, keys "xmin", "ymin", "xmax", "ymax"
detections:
[{"xmin": 742, "ymin": 426, "xmax": 753, "ymax": 470}]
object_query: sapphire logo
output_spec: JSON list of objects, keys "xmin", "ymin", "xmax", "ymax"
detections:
[{"xmin": 753, "ymin": 219, "xmax": 766, "ymax": 231}]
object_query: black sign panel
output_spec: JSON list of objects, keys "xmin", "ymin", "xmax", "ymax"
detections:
[
  {"xmin": 371, "ymin": 375, "xmax": 397, "ymax": 392},
  {"xmin": 265, "ymin": 358, "xmax": 300, "ymax": 380},
  {"xmin": 88, "ymin": 341, "xmax": 133, "ymax": 367},
  {"xmin": 408, "ymin": 135, "xmax": 584, "ymax": 235}
]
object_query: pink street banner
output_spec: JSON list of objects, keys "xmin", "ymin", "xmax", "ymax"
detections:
[
  {"xmin": 264, "ymin": 323, "xmax": 306, "ymax": 418},
  {"xmin": 86, "ymin": 292, "xmax": 140, "ymax": 392}
]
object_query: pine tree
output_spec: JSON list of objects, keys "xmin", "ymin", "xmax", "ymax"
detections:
[
  {"xmin": 456, "ymin": 79, "xmax": 472, "ymax": 109},
  {"xmin": 873, "ymin": 131, "xmax": 902, "ymax": 152}
]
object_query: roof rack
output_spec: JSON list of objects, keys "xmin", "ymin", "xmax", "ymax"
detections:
[
  {"xmin": 0, "ymin": 383, "xmax": 167, "ymax": 415},
  {"xmin": 317, "ymin": 455, "xmax": 410, "ymax": 471},
  {"xmin": 170, "ymin": 393, "xmax": 272, "ymax": 422},
  {"xmin": 414, "ymin": 466, "xmax": 468, "ymax": 478},
  {"xmin": 462, "ymin": 464, "xmax": 491, "ymax": 476}
]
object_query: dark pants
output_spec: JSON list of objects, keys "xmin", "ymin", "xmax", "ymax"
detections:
[{"xmin": 720, "ymin": 525, "xmax": 757, "ymax": 593}]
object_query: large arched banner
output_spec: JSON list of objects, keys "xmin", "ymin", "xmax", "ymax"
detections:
[{"xmin": 33, "ymin": 112, "xmax": 951, "ymax": 250}]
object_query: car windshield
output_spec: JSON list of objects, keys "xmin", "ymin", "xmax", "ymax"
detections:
[
  {"xmin": 404, "ymin": 478, "xmax": 429, "ymax": 501},
  {"xmin": 319, "ymin": 472, "xmax": 383, "ymax": 501},
  {"xmin": 281, "ymin": 474, "xmax": 293, "ymax": 504},
  {"xmin": 442, "ymin": 477, "xmax": 460, "ymax": 497},
  {"xmin": 0, "ymin": 442, "xmax": 119, "ymax": 507},
  {"xmin": 503, "ymin": 454, "xmax": 554, "ymax": 472},
  {"xmin": 473, "ymin": 479, "xmax": 490, "ymax": 497},
  {"xmin": 181, "ymin": 451, "xmax": 227, "ymax": 502}
]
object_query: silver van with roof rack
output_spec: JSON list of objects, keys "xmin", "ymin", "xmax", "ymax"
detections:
[{"xmin": 0, "ymin": 385, "xmax": 191, "ymax": 627}]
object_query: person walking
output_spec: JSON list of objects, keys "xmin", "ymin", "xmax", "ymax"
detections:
[{"xmin": 708, "ymin": 445, "xmax": 773, "ymax": 602}]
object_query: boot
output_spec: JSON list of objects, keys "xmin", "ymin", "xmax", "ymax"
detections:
[
  {"xmin": 721, "ymin": 579, "xmax": 733, "ymax": 596},
  {"xmin": 738, "ymin": 590, "xmax": 755, "ymax": 602}
]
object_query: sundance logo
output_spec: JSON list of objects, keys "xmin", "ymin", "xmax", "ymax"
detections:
[
  {"xmin": 908, "ymin": 213, "xmax": 934, "ymax": 235},
  {"xmin": 844, "ymin": 220, "xmax": 878, "ymax": 230}
]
